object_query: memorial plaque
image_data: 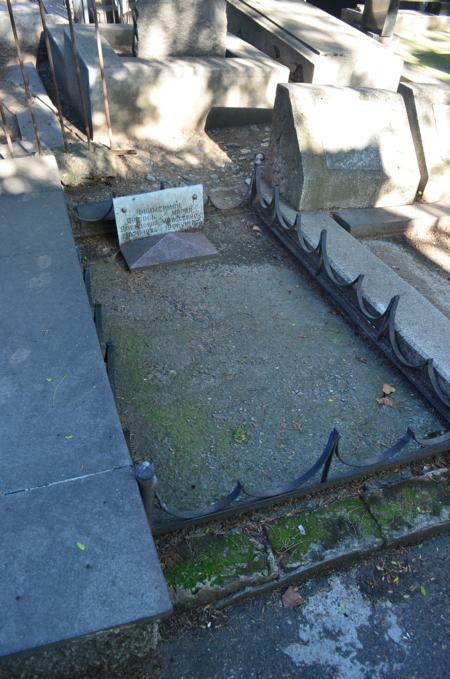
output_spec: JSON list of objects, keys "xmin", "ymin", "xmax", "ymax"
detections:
[{"xmin": 113, "ymin": 185, "xmax": 204, "ymax": 246}]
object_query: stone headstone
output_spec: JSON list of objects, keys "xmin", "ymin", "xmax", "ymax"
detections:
[
  {"xmin": 362, "ymin": 0, "xmax": 399, "ymax": 37},
  {"xmin": 113, "ymin": 185, "xmax": 204, "ymax": 245},
  {"xmin": 266, "ymin": 83, "xmax": 420, "ymax": 211},
  {"xmin": 137, "ymin": 0, "xmax": 227, "ymax": 59},
  {"xmin": 399, "ymin": 82, "xmax": 450, "ymax": 204}
]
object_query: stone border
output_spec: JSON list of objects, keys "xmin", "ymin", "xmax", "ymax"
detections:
[{"xmin": 158, "ymin": 469, "xmax": 450, "ymax": 609}]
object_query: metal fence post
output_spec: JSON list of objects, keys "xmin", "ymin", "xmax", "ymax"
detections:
[
  {"xmin": 5, "ymin": 0, "xmax": 43, "ymax": 155},
  {"xmin": 136, "ymin": 461, "xmax": 157, "ymax": 527}
]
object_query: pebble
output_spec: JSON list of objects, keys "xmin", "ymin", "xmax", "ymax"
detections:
[
  {"xmin": 146, "ymin": 174, "xmax": 156, "ymax": 181},
  {"xmin": 240, "ymin": 148, "xmax": 251, "ymax": 154}
]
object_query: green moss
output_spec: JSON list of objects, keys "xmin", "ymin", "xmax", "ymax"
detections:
[
  {"xmin": 103, "ymin": 319, "xmax": 231, "ymax": 462},
  {"xmin": 232, "ymin": 424, "xmax": 251, "ymax": 444},
  {"xmin": 367, "ymin": 477, "xmax": 450, "ymax": 533},
  {"xmin": 266, "ymin": 497, "xmax": 379, "ymax": 568},
  {"xmin": 164, "ymin": 530, "xmax": 269, "ymax": 593}
]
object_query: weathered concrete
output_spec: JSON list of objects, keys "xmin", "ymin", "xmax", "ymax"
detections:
[
  {"xmin": 164, "ymin": 529, "xmax": 277, "ymax": 605},
  {"xmin": 2, "ymin": 63, "xmax": 63, "ymax": 151},
  {"xmin": 226, "ymin": 0, "xmax": 403, "ymax": 89},
  {"xmin": 152, "ymin": 470, "xmax": 450, "ymax": 611},
  {"xmin": 334, "ymin": 202, "xmax": 450, "ymax": 238},
  {"xmin": 399, "ymin": 82, "xmax": 450, "ymax": 204},
  {"xmin": 365, "ymin": 471, "xmax": 450, "ymax": 544},
  {"xmin": 266, "ymin": 83, "xmax": 420, "ymax": 211},
  {"xmin": 137, "ymin": 0, "xmax": 227, "ymax": 59},
  {"xmin": 0, "ymin": 6, "xmax": 66, "ymax": 72},
  {"xmin": 49, "ymin": 25, "xmax": 289, "ymax": 147},
  {"xmin": 266, "ymin": 497, "xmax": 382, "ymax": 571},
  {"xmin": 297, "ymin": 211, "xmax": 450, "ymax": 388}
]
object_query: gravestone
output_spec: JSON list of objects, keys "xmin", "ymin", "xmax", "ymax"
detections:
[
  {"xmin": 137, "ymin": 0, "xmax": 227, "ymax": 59},
  {"xmin": 362, "ymin": 0, "xmax": 400, "ymax": 37},
  {"xmin": 399, "ymin": 82, "xmax": 450, "ymax": 204},
  {"xmin": 113, "ymin": 185, "xmax": 218, "ymax": 269},
  {"xmin": 266, "ymin": 83, "xmax": 420, "ymax": 211}
]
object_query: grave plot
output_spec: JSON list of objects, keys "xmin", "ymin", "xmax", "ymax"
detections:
[{"xmin": 86, "ymin": 165, "xmax": 445, "ymax": 531}]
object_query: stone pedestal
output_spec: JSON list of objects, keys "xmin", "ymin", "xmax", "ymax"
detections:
[
  {"xmin": 266, "ymin": 83, "xmax": 420, "ymax": 211},
  {"xmin": 137, "ymin": 0, "xmax": 227, "ymax": 59}
]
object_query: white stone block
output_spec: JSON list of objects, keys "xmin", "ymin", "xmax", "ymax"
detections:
[{"xmin": 266, "ymin": 83, "xmax": 421, "ymax": 211}]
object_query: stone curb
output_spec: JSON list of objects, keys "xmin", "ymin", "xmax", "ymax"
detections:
[{"xmin": 160, "ymin": 469, "xmax": 450, "ymax": 609}]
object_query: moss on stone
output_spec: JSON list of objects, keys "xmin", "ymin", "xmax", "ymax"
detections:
[
  {"xmin": 266, "ymin": 497, "xmax": 379, "ymax": 569},
  {"xmin": 366, "ymin": 476, "xmax": 450, "ymax": 535},
  {"xmin": 164, "ymin": 530, "xmax": 269, "ymax": 594}
]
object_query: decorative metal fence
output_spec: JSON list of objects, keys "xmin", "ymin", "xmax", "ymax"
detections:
[{"xmin": 0, "ymin": 0, "xmax": 119, "ymax": 156}]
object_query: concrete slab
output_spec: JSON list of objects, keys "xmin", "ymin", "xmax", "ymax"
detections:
[
  {"xmin": 0, "ymin": 154, "xmax": 61, "ymax": 195},
  {"xmin": 50, "ymin": 25, "xmax": 289, "ymax": 147},
  {"xmin": 266, "ymin": 83, "xmax": 420, "ymax": 211},
  {"xmin": 0, "ymin": 154, "xmax": 171, "ymax": 662},
  {"xmin": 0, "ymin": 248, "xmax": 131, "ymax": 494},
  {"xmin": 298, "ymin": 212, "xmax": 450, "ymax": 387},
  {"xmin": 16, "ymin": 107, "xmax": 64, "ymax": 151},
  {"xmin": 226, "ymin": 0, "xmax": 403, "ymax": 88},
  {"xmin": 0, "ymin": 468, "xmax": 171, "ymax": 657},
  {"xmin": 399, "ymin": 82, "xmax": 450, "ymax": 204},
  {"xmin": 0, "ymin": 190, "xmax": 75, "ymax": 257},
  {"xmin": 334, "ymin": 202, "xmax": 450, "ymax": 238}
]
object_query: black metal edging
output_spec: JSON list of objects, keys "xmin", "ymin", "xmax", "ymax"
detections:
[
  {"xmin": 80, "ymin": 159, "xmax": 450, "ymax": 534},
  {"xmin": 250, "ymin": 158, "xmax": 450, "ymax": 424},
  {"xmin": 150, "ymin": 435, "xmax": 450, "ymax": 535}
]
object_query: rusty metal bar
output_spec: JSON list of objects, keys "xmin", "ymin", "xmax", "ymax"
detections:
[
  {"xmin": 93, "ymin": 0, "xmax": 114, "ymax": 148},
  {"xmin": 0, "ymin": 101, "xmax": 15, "ymax": 158},
  {"xmin": 5, "ymin": 0, "xmax": 43, "ymax": 155},
  {"xmin": 64, "ymin": 0, "xmax": 92, "ymax": 150},
  {"xmin": 37, "ymin": 0, "xmax": 69, "ymax": 152}
]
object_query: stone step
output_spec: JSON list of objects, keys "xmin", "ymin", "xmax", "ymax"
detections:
[{"xmin": 334, "ymin": 203, "xmax": 450, "ymax": 238}]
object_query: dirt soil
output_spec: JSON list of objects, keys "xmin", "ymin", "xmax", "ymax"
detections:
[{"xmin": 72, "ymin": 126, "xmax": 445, "ymax": 521}]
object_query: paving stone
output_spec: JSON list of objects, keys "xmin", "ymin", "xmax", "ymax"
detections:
[
  {"xmin": 0, "ymin": 154, "xmax": 171, "ymax": 664},
  {"xmin": 0, "ymin": 468, "xmax": 172, "ymax": 657},
  {"xmin": 0, "ymin": 190, "xmax": 75, "ymax": 257},
  {"xmin": 334, "ymin": 202, "xmax": 450, "ymax": 238},
  {"xmin": 163, "ymin": 529, "xmax": 277, "ymax": 605},
  {"xmin": 364, "ymin": 471, "xmax": 450, "ymax": 543},
  {"xmin": 266, "ymin": 83, "xmax": 420, "ymax": 211},
  {"xmin": 0, "ymin": 154, "xmax": 61, "ymax": 195},
  {"xmin": 265, "ymin": 497, "xmax": 381, "ymax": 571},
  {"xmin": 0, "ymin": 248, "xmax": 130, "ymax": 494}
]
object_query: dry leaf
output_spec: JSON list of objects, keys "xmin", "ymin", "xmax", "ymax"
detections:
[
  {"xmin": 357, "ymin": 356, "xmax": 368, "ymax": 364},
  {"xmin": 282, "ymin": 586, "xmax": 305, "ymax": 608},
  {"xmin": 376, "ymin": 396, "xmax": 395, "ymax": 408},
  {"xmin": 252, "ymin": 225, "xmax": 262, "ymax": 237},
  {"xmin": 382, "ymin": 383, "xmax": 396, "ymax": 395}
]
